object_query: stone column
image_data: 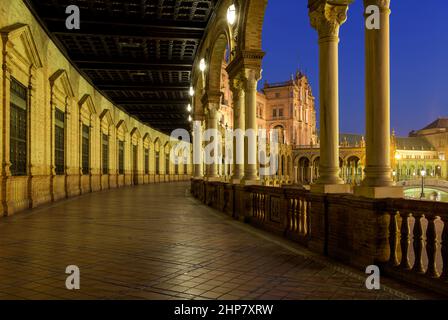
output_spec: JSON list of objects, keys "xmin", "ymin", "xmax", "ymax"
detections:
[
  {"xmin": 294, "ymin": 166, "xmax": 298, "ymax": 184},
  {"xmin": 356, "ymin": 0, "xmax": 403, "ymax": 198},
  {"xmin": 309, "ymin": 1, "xmax": 351, "ymax": 193},
  {"xmin": 230, "ymin": 77, "xmax": 245, "ymax": 183},
  {"xmin": 242, "ymin": 68, "xmax": 261, "ymax": 185},
  {"xmin": 192, "ymin": 116, "xmax": 204, "ymax": 179},
  {"xmin": 204, "ymin": 94, "xmax": 221, "ymax": 181}
]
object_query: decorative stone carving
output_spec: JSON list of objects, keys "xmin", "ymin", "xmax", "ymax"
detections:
[{"xmin": 309, "ymin": 2, "xmax": 349, "ymax": 39}]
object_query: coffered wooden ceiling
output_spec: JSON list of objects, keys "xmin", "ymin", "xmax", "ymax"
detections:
[{"xmin": 25, "ymin": 0, "xmax": 218, "ymax": 134}]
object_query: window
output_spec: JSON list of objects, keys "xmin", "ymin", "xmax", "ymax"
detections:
[
  {"xmin": 144, "ymin": 148, "xmax": 149, "ymax": 174},
  {"xmin": 102, "ymin": 134, "xmax": 109, "ymax": 174},
  {"xmin": 118, "ymin": 140, "xmax": 124, "ymax": 174},
  {"xmin": 273, "ymin": 109, "xmax": 277, "ymax": 118},
  {"xmin": 55, "ymin": 108, "xmax": 65, "ymax": 175},
  {"xmin": 82, "ymin": 124, "xmax": 90, "ymax": 175},
  {"xmin": 279, "ymin": 108, "xmax": 284, "ymax": 117},
  {"xmin": 275, "ymin": 92, "xmax": 280, "ymax": 98},
  {"xmin": 155, "ymin": 151, "xmax": 160, "ymax": 174},
  {"xmin": 10, "ymin": 78, "xmax": 28, "ymax": 176},
  {"xmin": 165, "ymin": 152, "xmax": 170, "ymax": 174},
  {"xmin": 184, "ymin": 160, "xmax": 187, "ymax": 175}
]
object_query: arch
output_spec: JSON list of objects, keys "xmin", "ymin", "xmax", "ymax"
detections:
[
  {"xmin": 272, "ymin": 124, "xmax": 285, "ymax": 144},
  {"xmin": 240, "ymin": 0, "xmax": 268, "ymax": 51},
  {"xmin": 298, "ymin": 156, "xmax": 311, "ymax": 184},
  {"xmin": 206, "ymin": 32, "xmax": 231, "ymax": 93},
  {"xmin": 345, "ymin": 155, "xmax": 361, "ymax": 185}
]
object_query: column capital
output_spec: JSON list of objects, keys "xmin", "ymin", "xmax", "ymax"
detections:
[
  {"xmin": 242, "ymin": 68, "xmax": 262, "ymax": 91},
  {"xmin": 205, "ymin": 105, "xmax": 220, "ymax": 120},
  {"xmin": 226, "ymin": 50, "xmax": 265, "ymax": 80},
  {"xmin": 309, "ymin": 1, "xmax": 350, "ymax": 40},
  {"xmin": 364, "ymin": 0, "xmax": 390, "ymax": 10},
  {"xmin": 229, "ymin": 74, "xmax": 245, "ymax": 94},
  {"xmin": 201, "ymin": 91, "xmax": 221, "ymax": 106}
]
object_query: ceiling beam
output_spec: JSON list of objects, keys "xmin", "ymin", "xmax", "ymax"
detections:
[
  {"xmin": 98, "ymin": 83, "xmax": 190, "ymax": 91},
  {"xmin": 77, "ymin": 61, "xmax": 192, "ymax": 71},
  {"xmin": 50, "ymin": 23, "xmax": 203, "ymax": 41},
  {"xmin": 116, "ymin": 99, "xmax": 190, "ymax": 105},
  {"xmin": 40, "ymin": 13, "xmax": 207, "ymax": 31}
]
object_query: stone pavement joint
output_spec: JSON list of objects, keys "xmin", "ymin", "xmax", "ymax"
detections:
[{"xmin": 0, "ymin": 182, "xmax": 439, "ymax": 300}]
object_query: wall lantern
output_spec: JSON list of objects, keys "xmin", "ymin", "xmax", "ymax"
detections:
[
  {"xmin": 227, "ymin": 4, "xmax": 236, "ymax": 25},
  {"xmin": 199, "ymin": 58, "xmax": 207, "ymax": 72}
]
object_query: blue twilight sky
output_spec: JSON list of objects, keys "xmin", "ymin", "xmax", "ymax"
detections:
[{"xmin": 261, "ymin": 0, "xmax": 448, "ymax": 136}]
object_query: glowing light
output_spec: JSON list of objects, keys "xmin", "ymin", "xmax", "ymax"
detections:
[
  {"xmin": 189, "ymin": 86, "xmax": 195, "ymax": 96},
  {"xmin": 199, "ymin": 58, "xmax": 206, "ymax": 72},
  {"xmin": 187, "ymin": 104, "xmax": 192, "ymax": 112},
  {"xmin": 227, "ymin": 4, "xmax": 236, "ymax": 25},
  {"xmin": 188, "ymin": 115, "xmax": 192, "ymax": 122},
  {"xmin": 421, "ymin": 170, "xmax": 426, "ymax": 177}
]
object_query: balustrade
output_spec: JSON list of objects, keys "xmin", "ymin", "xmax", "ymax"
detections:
[
  {"xmin": 385, "ymin": 199, "xmax": 448, "ymax": 295},
  {"xmin": 191, "ymin": 179, "xmax": 448, "ymax": 296}
]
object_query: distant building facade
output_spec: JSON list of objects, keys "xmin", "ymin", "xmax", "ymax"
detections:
[
  {"xmin": 294, "ymin": 118, "xmax": 448, "ymax": 185},
  {"xmin": 216, "ymin": 65, "xmax": 318, "ymax": 185}
]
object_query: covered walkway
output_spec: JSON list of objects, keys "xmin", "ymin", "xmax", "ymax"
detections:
[{"xmin": 0, "ymin": 183, "xmax": 437, "ymax": 300}]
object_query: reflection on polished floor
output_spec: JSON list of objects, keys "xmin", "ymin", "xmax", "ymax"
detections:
[{"xmin": 0, "ymin": 183, "xmax": 438, "ymax": 300}]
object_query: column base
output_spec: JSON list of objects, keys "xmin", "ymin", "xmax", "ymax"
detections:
[
  {"xmin": 354, "ymin": 186, "xmax": 404, "ymax": 199},
  {"xmin": 230, "ymin": 178, "xmax": 243, "ymax": 184},
  {"xmin": 192, "ymin": 176, "xmax": 204, "ymax": 180},
  {"xmin": 311, "ymin": 184, "xmax": 352, "ymax": 194},
  {"xmin": 241, "ymin": 179, "xmax": 261, "ymax": 186},
  {"xmin": 205, "ymin": 177, "xmax": 221, "ymax": 182}
]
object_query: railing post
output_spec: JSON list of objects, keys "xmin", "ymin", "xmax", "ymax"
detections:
[
  {"xmin": 399, "ymin": 212, "xmax": 412, "ymax": 270},
  {"xmin": 412, "ymin": 213, "xmax": 425, "ymax": 274},
  {"xmin": 426, "ymin": 216, "xmax": 439, "ymax": 278},
  {"xmin": 307, "ymin": 193, "xmax": 327, "ymax": 255}
]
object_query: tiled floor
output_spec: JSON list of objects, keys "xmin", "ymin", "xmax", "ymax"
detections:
[{"xmin": 0, "ymin": 182, "xmax": 439, "ymax": 300}]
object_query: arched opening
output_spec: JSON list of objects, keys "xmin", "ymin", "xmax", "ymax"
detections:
[
  {"xmin": 312, "ymin": 157, "xmax": 320, "ymax": 181},
  {"xmin": 298, "ymin": 157, "xmax": 310, "ymax": 184},
  {"xmin": 345, "ymin": 156, "xmax": 361, "ymax": 185}
]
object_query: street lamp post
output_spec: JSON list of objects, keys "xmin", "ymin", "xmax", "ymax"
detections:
[{"xmin": 420, "ymin": 169, "xmax": 426, "ymax": 199}]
